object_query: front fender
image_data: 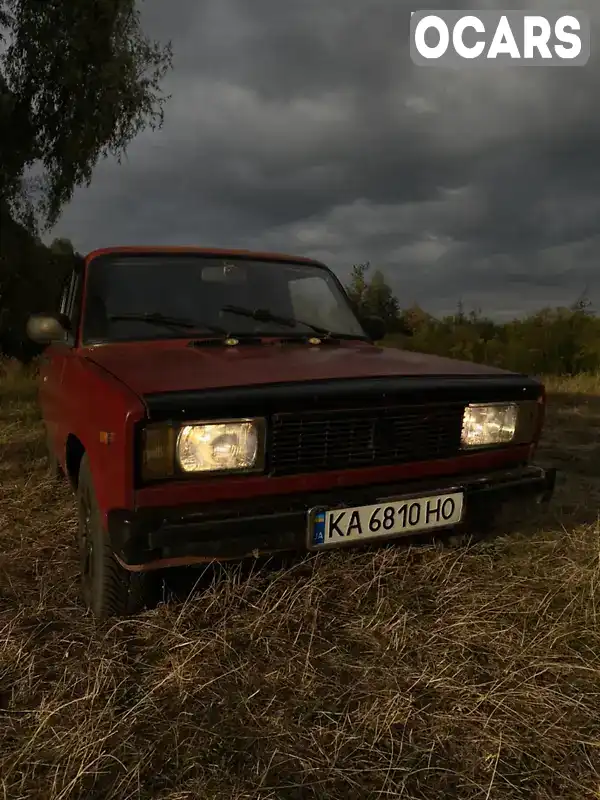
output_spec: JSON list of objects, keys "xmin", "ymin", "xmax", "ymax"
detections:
[{"xmin": 60, "ymin": 355, "xmax": 146, "ymax": 520}]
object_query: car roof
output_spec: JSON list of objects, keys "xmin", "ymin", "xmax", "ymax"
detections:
[{"xmin": 85, "ymin": 246, "xmax": 323, "ymax": 267}]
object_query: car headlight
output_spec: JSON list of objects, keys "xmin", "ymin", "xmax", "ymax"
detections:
[
  {"xmin": 461, "ymin": 403, "xmax": 518, "ymax": 448},
  {"xmin": 141, "ymin": 418, "xmax": 265, "ymax": 480},
  {"xmin": 177, "ymin": 420, "xmax": 260, "ymax": 472}
]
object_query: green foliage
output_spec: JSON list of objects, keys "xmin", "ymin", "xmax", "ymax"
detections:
[
  {"xmin": 0, "ymin": 0, "xmax": 172, "ymax": 230},
  {"xmin": 0, "ymin": 1, "xmax": 170, "ymax": 357},
  {"xmin": 347, "ymin": 261, "xmax": 403, "ymax": 332},
  {"xmin": 346, "ymin": 267, "xmax": 600, "ymax": 377},
  {"xmin": 0, "ymin": 204, "xmax": 79, "ymax": 360},
  {"xmin": 346, "ymin": 262, "xmax": 370, "ymax": 311}
]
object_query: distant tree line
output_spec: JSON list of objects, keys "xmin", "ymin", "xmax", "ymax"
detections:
[
  {"xmin": 2, "ymin": 248, "xmax": 600, "ymax": 377},
  {"xmin": 346, "ymin": 262, "xmax": 600, "ymax": 377}
]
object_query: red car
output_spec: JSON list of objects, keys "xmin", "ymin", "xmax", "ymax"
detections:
[{"xmin": 27, "ymin": 247, "xmax": 556, "ymax": 618}]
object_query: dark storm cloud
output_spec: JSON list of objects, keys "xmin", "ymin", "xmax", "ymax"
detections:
[{"xmin": 49, "ymin": 0, "xmax": 600, "ymax": 318}]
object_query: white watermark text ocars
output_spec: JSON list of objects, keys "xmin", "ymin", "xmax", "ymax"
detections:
[{"xmin": 410, "ymin": 11, "xmax": 590, "ymax": 66}]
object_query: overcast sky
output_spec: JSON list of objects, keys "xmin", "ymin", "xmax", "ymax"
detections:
[{"xmin": 48, "ymin": 0, "xmax": 600, "ymax": 320}]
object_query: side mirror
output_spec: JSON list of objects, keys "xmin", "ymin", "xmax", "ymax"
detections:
[
  {"xmin": 26, "ymin": 313, "xmax": 70, "ymax": 344},
  {"xmin": 361, "ymin": 315, "xmax": 386, "ymax": 341}
]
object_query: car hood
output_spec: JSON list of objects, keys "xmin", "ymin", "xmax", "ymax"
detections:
[{"xmin": 84, "ymin": 339, "xmax": 514, "ymax": 397}]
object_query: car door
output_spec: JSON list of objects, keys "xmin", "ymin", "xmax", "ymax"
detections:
[{"xmin": 40, "ymin": 269, "xmax": 82, "ymax": 466}]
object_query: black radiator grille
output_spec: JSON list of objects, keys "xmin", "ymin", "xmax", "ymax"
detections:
[{"xmin": 270, "ymin": 403, "xmax": 466, "ymax": 475}]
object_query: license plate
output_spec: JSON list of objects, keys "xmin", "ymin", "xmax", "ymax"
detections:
[{"xmin": 308, "ymin": 491, "xmax": 464, "ymax": 549}]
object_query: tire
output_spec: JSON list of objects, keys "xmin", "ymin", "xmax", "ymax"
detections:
[{"xmin": 76, "ymin": 454, "xmax": 161, "ymax": 618}]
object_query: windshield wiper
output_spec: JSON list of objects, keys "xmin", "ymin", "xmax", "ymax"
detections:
[
  {"xmin": 108, "ymin": 312, "xmax": 228, "ymax": 335},
  {"xmin": 220, "ymin": 305, "xmax": 367, "ymax": 340}
]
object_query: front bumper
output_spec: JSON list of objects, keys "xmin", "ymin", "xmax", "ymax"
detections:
[{"xmin": 107, "ymin": 464, "xmax": 557, "ymax": 571}]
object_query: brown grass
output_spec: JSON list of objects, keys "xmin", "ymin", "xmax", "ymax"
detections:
[{"xmin": 2, "ymin": 362, "xmax": 600, "ymax": 799}]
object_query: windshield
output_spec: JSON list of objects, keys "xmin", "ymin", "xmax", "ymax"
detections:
[{"xmin": 81, "ymin": 254, "xmax": 367, "ymax": 343}]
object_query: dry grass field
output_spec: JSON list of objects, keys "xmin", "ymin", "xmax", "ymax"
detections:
[{"xmin": 2, "ymin": 361, "xmax": 600, "ymax": 799}]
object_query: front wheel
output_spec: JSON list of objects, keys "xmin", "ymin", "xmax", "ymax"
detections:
[{"xmin": 76, "ymin": 454, "xmax": 161, "ymax": 618}]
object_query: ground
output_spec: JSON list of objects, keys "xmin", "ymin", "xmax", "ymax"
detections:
[{"xmin": 1, "ymin": 363, "xmax": 600, "ymax": 800}]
